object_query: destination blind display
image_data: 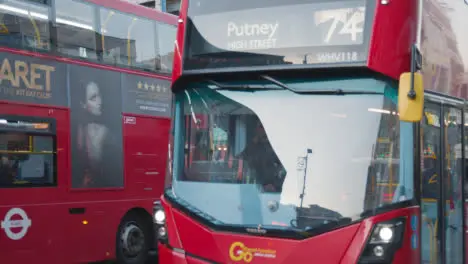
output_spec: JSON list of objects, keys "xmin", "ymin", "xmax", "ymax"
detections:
[{"xmin": 183, "ymin": 0, "xmax": 374, "ymax": 71}]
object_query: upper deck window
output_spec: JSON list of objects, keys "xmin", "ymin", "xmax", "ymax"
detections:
[
  {"xmin": 183, "ymin": 0, "xmax": 375, "ymax": 71},
  {"xmin": 99, "ymin": 8, "xmax": 151, "ymax": 70},
  {"xmin": 0, "ymin": 0, "xmax": 51, "ymax": 51},
  {"xmin": 157, "ymin": 22, "xmax": 176, "ymax": 74},
  {"xmin": 55, "ymin": 0, "xmax": 98, "ymax": 61},
  {"xmin": 99, "ymin": 9, "xmax": 177, "ymax": 73},
  {"xmin": 0, "ymin": 0, "xmax": 176, "ymax": 74}
]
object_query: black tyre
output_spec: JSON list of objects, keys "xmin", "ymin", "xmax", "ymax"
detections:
[{"xmin": 116, "ymin": 213, "xmax": 153, "ymax": 264}]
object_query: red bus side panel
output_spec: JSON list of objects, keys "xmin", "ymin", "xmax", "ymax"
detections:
[
  {"xmin": 0, "ymin": 102, "xmax": 70, "ymax": 263},
  {"xmin": 123, "ymin": 114, "xmax": 171, "ymax": 197}
]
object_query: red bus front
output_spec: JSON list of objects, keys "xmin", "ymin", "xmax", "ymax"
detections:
[{"xmin": 158, "ymin": 0, "xmax": 468, "ymax": 263}]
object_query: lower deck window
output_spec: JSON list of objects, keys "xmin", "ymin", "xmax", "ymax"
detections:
[{"xmin": 0, "ymin": 117, "xmax": 56, "ymax": 187}]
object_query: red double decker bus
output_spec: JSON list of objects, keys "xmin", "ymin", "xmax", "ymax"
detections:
[
  {"xmin": 0, "ymin": 0, "xmax": 176, "ymax": 263},
  {"xmin": 158, "ymin": 0, "xmax": 468, "ymax": 263}
]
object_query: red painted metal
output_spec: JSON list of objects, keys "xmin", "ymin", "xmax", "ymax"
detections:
[
  {"xmin": 0, "ymin": 1, "xmax": 176, "ymax": 263},
  {"xmin": 171, "ymin": 0, "xmax": 189, "ymax": 82},
  {"xmin": 160, "ymin": 196, "xmax": 419, "ymax": 263},
  {"xmin": 367, "ymin": 0, "xmax": 418, "ymax": 79},
  {"xmin": 159, "ymin": 242, "xmax": 188, "ymax": 264}
]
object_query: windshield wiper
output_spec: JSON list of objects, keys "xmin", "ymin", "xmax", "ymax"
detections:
[
  {"xmin": 207, "ymin": 76, "xmax": 297, "ymax": 93},
  {"xmin": 208, "ymin": 75, "xmax": 383, "ymax": 95},
  {"xmin": 302, "ymin": 217, "xmax": 354, "ymax": 232},
  {"xmin": 259, "ymin": 75, "xmax": 297, "ymax": 93},
  {"xmin": 207, "ymin": 79, "xmax": 283, "ymax": 92},
  {"xmin": 296, "ymin": 90, "xmax": 383, "ymax": 95},
  {"xmin": 242, "ymin": 224, "xmax": 309, "ymax": 239},
  {"xmin": 261, "ymin": 75, "xmax": 382, "ymax": 95}
]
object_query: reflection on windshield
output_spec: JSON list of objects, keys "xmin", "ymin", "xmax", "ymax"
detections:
[
  {"xmin": 182, "ymin": 114, "xmax": 286, "ymax": 193},
  {"xmin": 171, "ymin": 78, "xmax": 414, "ymax": 233}
]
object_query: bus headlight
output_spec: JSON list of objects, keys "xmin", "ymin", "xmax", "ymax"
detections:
[
  {"xmin": 370, "ymin": 224, "xmax": 398, "ymax": 244},
  {"xmin": 158, "ymin": 226, "xmax": 167, "ymax": 237},
  {"xmin": 378, "ymin": 226, "xmax": 394, "ymax": 242},
  {"xmin": 154, "ymin": 209, "xmax": 166, "ymax": 225},
  {"xmin": 358, "ymin": 217, "xmax": 406, "ymax": 264},
  {"xmin": 153, "ymin": 201, "xmax": 168, "ymax": 242}
]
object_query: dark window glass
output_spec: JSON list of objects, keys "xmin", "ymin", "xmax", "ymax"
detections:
[
  {"xmin": 0, "ymin": 117, "xmax": 56, "ymax": 187},
  {"xmin": 422, "ymin": 107, "xmax": 442, "ymax": 200},
  {"xmin": 443, "ymin": 107, "xmax": 464, "ymax": 264},
  {"xmin": 55, "ymin": 0, "xmax": 98, "ymax": 60},
  {"xmin": 99, "ymin": 8, "xmax": 132, "ymax": 67},
  {"xmin": 0, "ymin": 0, "xmax": 51, "ymax": 51},
  {"xmin": 25, "ymin": 0, "xmax": 49, "ymax": 4},
  {"xmin": 100, "ymin": 7, "xmax": 159, "ymax": 72},
  {"xmin": 129, "ymin": 16, "xmax": 157, "ymax": 71},
  {"xmin": 141, "ymin": 1, "xmax": 156, "ymax": 8},
  {"xmin": 420, "ymin": 103, "xmax": 442, "ymax": 264},
  {"xmin": 156, "ymin": 23, "xmax": 176, "ymax": 74}
]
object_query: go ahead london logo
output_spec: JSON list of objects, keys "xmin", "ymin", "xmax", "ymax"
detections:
[{"xmin": 229, "ymin": 241, "xmax": 277, "ymax": 263}]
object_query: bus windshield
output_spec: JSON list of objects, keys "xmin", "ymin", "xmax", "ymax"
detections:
[
  {"xmin": 183, "ymin": 0, "xmax": 373, "ymax": 70},
  {"xmin": 169, "ymin": 77, "xmax": 415, "ymax": 234}
]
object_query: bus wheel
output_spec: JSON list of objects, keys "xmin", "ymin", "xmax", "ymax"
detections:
[{"xmin": 116, "ymin": 213, "xmax": 152, "ymax": 264}]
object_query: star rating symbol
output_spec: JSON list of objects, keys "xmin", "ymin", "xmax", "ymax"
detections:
[{"xmin": 136, "ymin": 81, "xmax": 170, "ymax": 94}]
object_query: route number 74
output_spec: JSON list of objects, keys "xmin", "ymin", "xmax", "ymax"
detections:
[{"xmin": 315, "ymin": 7, "xmax": 366, "ymax": 43}]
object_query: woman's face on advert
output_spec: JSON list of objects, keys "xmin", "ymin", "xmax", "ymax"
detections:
[{"xmin": 85, "ymin": 82, "xmax": 102, "ymax": 116}]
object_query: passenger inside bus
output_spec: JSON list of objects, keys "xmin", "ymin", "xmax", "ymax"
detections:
[
  {"xmin": 0, "ymin": 131, "xmax": 54, "ymax": 186},
  {"xmin": 0, "ymin": 154, "xmax": 18, "ymax": 186},
  {"xmin": 236, "ymin": 122, "xmax": 286, "ymax": 192},
  {"xmin": 183, "ymin": 115, "xmax": 286, "ymax": 193},
  {"xmin": 0, "ymin": 133, "xmax": 27, "ymax": 186}
]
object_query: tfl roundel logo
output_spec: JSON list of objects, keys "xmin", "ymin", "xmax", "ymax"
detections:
[{"xmin": 1, "ymin": 208, "xmax": 32, "ymax": 240}]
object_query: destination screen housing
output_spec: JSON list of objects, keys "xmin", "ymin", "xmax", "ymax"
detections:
[{"xmin": 183, "ymin": 0, "xmax": 375, "ymax": 71}]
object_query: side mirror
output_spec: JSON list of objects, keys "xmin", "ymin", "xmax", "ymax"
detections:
[{"xmin": 398, "ymin": 72, "xmax": 424, "ymax": 122}]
